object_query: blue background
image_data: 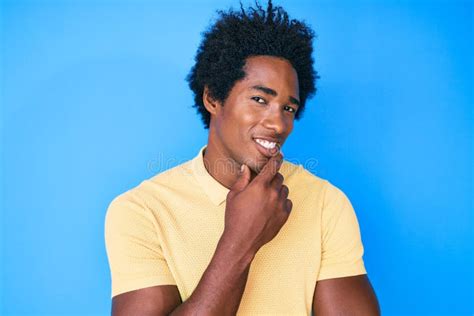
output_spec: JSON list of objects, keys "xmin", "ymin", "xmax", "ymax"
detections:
[{"xmin": 1, "ymin": 0, "xmax": 472, "ymax": 315}]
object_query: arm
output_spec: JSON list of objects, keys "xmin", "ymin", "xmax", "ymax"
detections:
[
  {"xmin": 169, "ymin": 233, "xmax": 255, "ymax": 315},
  {"xmin": 111, "ymin": 285, "xmax": 181, "ymax": 316},
  {"xmin": 312, "ymin": 274, "xmax": 380, "ymax": 316},
  {"xmin": 111, "ymin": 233, "xmax": 255, "ymax": 316}
]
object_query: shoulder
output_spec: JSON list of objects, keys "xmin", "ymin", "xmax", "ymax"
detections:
[
  {"xmin": 144, "ymin": 159, "xmax": 195, "ymax": 191},
  {"xmin": 135, "ymin": 159, "xmax": 195, "ymax": 193},
  {"xmin": 280, "ymin": 159, "xmax": 328, "ymax": 193},
  {"xmin": 106, "ymin": 159, "xmax": 196, "ymax": 216},
  {"xmin": 281, "ymin": 160, "xmax": 351, "ymax": 204}
]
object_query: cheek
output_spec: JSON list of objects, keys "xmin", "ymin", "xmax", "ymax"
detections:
[
  {"xmin": 240, "ymin": 111, "xmax": 257, "ymax": 124},
  {"xmin": 219, "ymin": 106, "xmax": 253, "ymax": 139},
  {"xmin": 236, "ymin": 103, "xmax": 260, "ymax": 126}
]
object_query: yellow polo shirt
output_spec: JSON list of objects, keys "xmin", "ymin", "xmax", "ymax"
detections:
[{"xmin": 104, "ymin": 145, "xmax": 366, "ymax": 315}]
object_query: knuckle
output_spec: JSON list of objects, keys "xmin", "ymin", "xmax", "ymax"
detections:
[
  {"xmin": 261, "ymin": 179, "xmax": 272, "ymax": 189},
  {"xmin": 255, "ymin": 177, "xmax": 267, "ymax": 187},
  {"xmin": 270, "ymin": 188, "xmax": 279, "ymax": 198}
]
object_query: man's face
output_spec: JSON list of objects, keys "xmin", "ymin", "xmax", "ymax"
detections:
[{"xmin": 208, "ymin": 55, "xmax": 300, "ymax": 173}]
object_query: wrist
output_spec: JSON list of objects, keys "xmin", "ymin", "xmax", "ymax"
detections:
[{"xmin": 217, "ymin": 232, "xmax": 256, "ymax": 268}]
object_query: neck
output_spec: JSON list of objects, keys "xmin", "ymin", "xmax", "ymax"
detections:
[{"xmin": 203, "ymin": 134, "xmax": 257, "ymax": 190}]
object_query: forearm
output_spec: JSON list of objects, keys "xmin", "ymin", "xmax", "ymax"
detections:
[{"xmin": 170, "ymin": 234, "xmax": 256, "ymax": 316}]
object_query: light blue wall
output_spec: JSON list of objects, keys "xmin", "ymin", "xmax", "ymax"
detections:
[{"xmin": 1, "ymin": 0, "xmax": 472, "ymax": 315}]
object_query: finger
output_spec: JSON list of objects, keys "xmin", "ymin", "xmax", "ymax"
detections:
[
  {"xmin": 279, "ymin": 184, "xmax": 289, "ymax": 199},
  {"xmin": 271, "ymin": 173, "xmax": 284, "ymax": 189},
  {"xmin": 268, "ymin": 143, "xmax": 281, "ymax": 156},
  {"xmin": 230, "ymin": 164, "xmax": 251, "ymax": 193},
  {"xmin": 256, "ymin": 152, "xmax": 283, "ymax": 184},
  {"xmin": 285, "ymin": 199, "xmax": 293, "ymax": 213}
]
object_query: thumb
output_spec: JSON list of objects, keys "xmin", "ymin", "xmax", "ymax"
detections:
[{"xmin": 231, "ymin": 164, "xmax": 251, "ymax": 192}]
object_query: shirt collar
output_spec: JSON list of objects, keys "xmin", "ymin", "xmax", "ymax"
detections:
[{"xmin": 191, "ymin": 145, "xmax": 230, "ymax": 206}]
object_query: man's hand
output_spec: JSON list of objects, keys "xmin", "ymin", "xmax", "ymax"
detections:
[{"xmin": 223, "ymin": 152, "xmax": 293, "ymax": 256}]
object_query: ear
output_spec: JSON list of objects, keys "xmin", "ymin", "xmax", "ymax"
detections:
[{"xmin": 202, "ymin": 85, "xmax": 222, "ymax": 116}]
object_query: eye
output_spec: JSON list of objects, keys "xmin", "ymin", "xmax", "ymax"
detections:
[
  {"xmin": 251, "ymin": 96, "xmax": 266, "ymax": 104},
  {"xmin": 284, "ymin": 105, "xmax": 297, "ymax": 114}
]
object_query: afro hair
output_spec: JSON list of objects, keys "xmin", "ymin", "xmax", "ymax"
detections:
[{"xmin": 186, "ymin": 0, "xmax": 319, "ymax": 129}]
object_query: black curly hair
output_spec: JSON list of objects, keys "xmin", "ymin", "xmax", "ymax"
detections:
[{"xmin": 186, "ymin": 0, "xmax": 319, "ymax": 129}]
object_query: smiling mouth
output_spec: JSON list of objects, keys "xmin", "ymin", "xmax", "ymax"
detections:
[
  {"xmin": 254, "ymin": 138, "xmax": 279, "ymax": 150},
  {"xmin": 253, "ymin": 138, "xmax": 281, "ymax": 157}
]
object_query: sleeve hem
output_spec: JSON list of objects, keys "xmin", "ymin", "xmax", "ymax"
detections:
[
  {"xmin": 317, "ymin": 261, "xmax": 367, "ymax": 281},
  {"xmin": 111, "ymin": 275, "xmax": 178, "ymax": 298}
]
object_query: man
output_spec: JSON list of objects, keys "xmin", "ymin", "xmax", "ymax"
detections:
[{"xmin": 104, "ymin": 1, "xmax": 380, "ymax": 315}]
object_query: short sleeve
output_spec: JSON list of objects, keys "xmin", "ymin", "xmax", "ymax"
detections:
[
  {"xmin": 104, "ymin": 192, "xmax": 176, "ymax": 298},
  {"xmin": 317, "ymin": 181, "xmax": 367, "ymax": 281}
]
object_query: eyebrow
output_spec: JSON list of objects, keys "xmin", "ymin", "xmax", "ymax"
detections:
[{"xmin": 250, "ymin": 85, "xmax": 300, "ymax": 107}]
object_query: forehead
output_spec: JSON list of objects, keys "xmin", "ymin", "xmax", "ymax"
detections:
[{"xmin": 240, "ymin": 55, "xmax": 299, "ymax": 94}]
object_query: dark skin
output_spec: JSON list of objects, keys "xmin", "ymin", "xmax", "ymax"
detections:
[{"xmin": 111, "ymin": 55, "xmax": 380, "ymax": 315}]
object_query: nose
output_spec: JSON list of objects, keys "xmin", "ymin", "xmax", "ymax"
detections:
[{"xmin": 261, "ymin": 106, "xmax": 287, "ymax": 135}]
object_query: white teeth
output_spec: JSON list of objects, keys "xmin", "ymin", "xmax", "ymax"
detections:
[{"xmin": 255, "ymin": 138, "xmax": 277, "ymax": 149}]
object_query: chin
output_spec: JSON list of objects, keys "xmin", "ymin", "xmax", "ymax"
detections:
[
  {"xmin": 237, "ymin": 145, "xmax": 269, "ymax": 173},
  {"xmin": 248, "ymin": 158, "xmax": 268, "ymax": 174}
]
